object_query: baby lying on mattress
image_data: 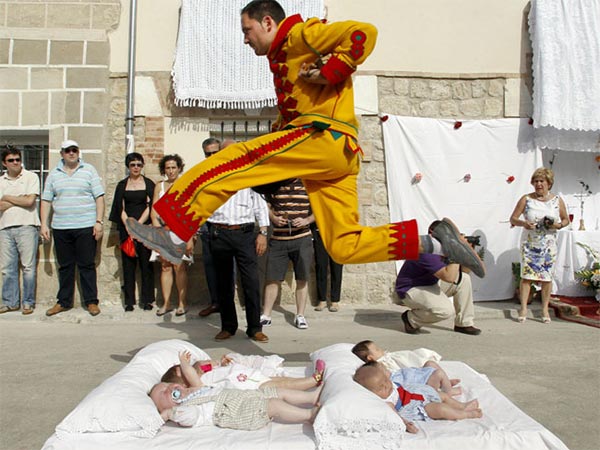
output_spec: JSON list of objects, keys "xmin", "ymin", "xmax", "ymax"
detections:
[{"xmin": 150, "ymin": 351, "xmax": 325, "ymax": 431}]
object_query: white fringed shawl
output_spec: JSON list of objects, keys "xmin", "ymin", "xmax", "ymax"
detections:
[
  {"xmin": 529, "ymin": 0, "xmax": 600, "ymax": 151},
  {"xmin": 172, "ymin": 0, "xmax": 323, "ymax": 109}
]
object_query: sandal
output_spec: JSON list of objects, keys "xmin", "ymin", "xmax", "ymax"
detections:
[
  {"xmin": 541, "ymin": 316, "xmax": 552, "ymax": 324},
  {"xmin": 314, "ymin": 301, "xmax": 327, "ymax": 311},
  {"xmin": 156, "ymin": 306, "xmax": 173, "ymax": 316},
  {"xmin": 328, "ymin": 303, "xmax": 339, "ymax": 312},
  {"xmin": 175, "ymin": 307, "xmax": 187, "ymax": 316},
  {"xmin": 313, "ymin": 359, "xmax": 326, "ymax": 386},
  {"xmin": 0, "ymin": 305, "xmax": 20, "ymax": 314}
]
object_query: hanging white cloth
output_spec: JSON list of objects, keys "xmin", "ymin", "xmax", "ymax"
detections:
[
  {"xmin": 172, "ymin": 0, "xmax": 323, "ymax": 109},
  {"xmin": 529, "ymin": 0, "xmax": 600, "ymax": 151},
  {"xmin": 382, "ymin": 115, "xmax": 541, "ymax": 301}
]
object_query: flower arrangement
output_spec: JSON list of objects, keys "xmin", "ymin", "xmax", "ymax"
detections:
[{"xmin": 574, "ymin": 242, "xmax": 600, "ymax": 299}]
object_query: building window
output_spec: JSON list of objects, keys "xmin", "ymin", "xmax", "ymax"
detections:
[
  {"xmin": 0, "ymin": 131, "xmax": 50, "ymax": 194},
  {"xmin": 209, "ymin": 118, "xmax": 274, "ymax": 141}
]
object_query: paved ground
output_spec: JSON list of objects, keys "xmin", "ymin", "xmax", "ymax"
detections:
[{"xmin": 1, "ymin": 300, "xmax": 598, "ymax": 450}]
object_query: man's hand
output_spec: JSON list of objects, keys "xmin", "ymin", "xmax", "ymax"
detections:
[
  {"xmin": 298, "ymin": 54, "xmax": 332, "ymax": 85},
  {"xmin": 93, "ymin": 222, "xmax": 103, "ymax": 241},
  {"xmin": 0, "ymin": 200, "xmax": 12, "ymax": 212},
  {"xmin": 291, "ymin": 217, "xmax": 311, "ymax": 228},
  {"xmin": 255, "ymin": 234, "xmax": 267, "ymax": 256},
  {"xmin": 40, "ymin": 225, "xmax": 51, "ymax": 242},
  {"xmin": 270, "ymin": 214, "xmax": 288, "ymax": 227}
]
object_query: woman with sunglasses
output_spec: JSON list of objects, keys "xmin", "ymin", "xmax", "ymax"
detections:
[
  {"xmin": 109, "ymin": 152, "xmax": 156, "ymax": 312},
  {"xmin": 151, "ymin": 154, "xmax": 194, "ymax": 317}
]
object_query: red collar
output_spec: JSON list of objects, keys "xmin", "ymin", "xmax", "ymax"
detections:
[{"xmin": 268, "ymin": 14, "xmax": 303, "ymax": 58}]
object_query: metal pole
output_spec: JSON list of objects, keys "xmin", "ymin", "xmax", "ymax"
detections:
[{"xmin": 125, "ymin": 0, "xmax": 138, "ymax": 154}]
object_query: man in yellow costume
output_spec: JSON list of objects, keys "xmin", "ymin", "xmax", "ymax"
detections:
[{"xmin": 127, "ymin": 0, "xmax": 485, "ymax": 278}]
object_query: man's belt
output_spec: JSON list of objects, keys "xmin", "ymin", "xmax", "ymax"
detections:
[{"xmin": 208, "ymin": 222, "xmax": 255, "ymax": 231}]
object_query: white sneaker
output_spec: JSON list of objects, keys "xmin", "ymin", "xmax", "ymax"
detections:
[
  {"xmin": 294, "ymin": 314, "xmax": 308, "ymax": 329},
  {"xmin": 260, "ymin": 314, "xmax": 272, "ymax": 326}
]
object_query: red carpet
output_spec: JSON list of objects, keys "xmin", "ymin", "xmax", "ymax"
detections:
[{"xmin": 550, "ymin": 296, "xmax": 600, "ymax": 328}]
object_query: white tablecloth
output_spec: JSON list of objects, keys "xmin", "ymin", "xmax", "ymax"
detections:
[{"xmin": 553, "ymin": 230, "xmax": 600, "ymax": 296}]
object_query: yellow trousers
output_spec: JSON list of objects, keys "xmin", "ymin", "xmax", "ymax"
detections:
[{"xmin": 154, "ymin": 121, "xmax": 419, "ymax": 264}]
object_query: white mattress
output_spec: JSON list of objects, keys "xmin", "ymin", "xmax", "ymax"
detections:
[{"xmin": 42, "ymin": 361, "xmax": 568, "ymax": 450}]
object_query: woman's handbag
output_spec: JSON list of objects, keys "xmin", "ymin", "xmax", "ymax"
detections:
[{"xmin": 120, "ymin": 236, "xmax": 137, "ymax": 258}]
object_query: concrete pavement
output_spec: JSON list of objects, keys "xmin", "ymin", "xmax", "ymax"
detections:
[{"xmin": 0, "ymin": 300, "xmax": 598, "ymax": 450}]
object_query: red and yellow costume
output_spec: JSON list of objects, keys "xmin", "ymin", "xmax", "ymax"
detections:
[{"xmin": 154, "ymin": 15, "xmax": 419, "ymax": 264}]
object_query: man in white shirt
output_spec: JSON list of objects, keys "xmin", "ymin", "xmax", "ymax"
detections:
[
  {"xmin": 0, "ymin": 146, "xmax": 41, "ymax": 315},
  {"xmin": 206, "ymin": 140, "xmax": 270, "ymax": 343}
]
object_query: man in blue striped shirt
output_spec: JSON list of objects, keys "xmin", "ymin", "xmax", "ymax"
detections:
[{"xmin": 40, "ymin": 140, "xmax": 105, "ymax": 317}]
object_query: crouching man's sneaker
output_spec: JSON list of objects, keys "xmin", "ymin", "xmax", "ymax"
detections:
[
  {"xmin": 430, "ymin": 218, "xmax": 486, "ymax": 278},
  {"xmin": 126, "ymin": 218, "xmax": 187, "ymax": 265}
]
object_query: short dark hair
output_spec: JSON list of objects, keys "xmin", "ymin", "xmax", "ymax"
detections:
[
  {"xmin": 241, "ymin": 0, "xmax": 286, "ymax": 24},
  {"xmin": 351, "ymin": 340, "xmax": 373, "ymax": 362},
  {"xmin": 125, "ymin": 152, "xmax": 144, "ymax": 167},
  {"xmin": 202, "ymin": 138, "xmax": 220, "ymax": 152},
  {"xmin": 158, "ymin": 154, "xmax": 184, "ymax": 176},
  {"xmin": 1, "ymin": 145, "xmax": 20, "ymax": 163}
]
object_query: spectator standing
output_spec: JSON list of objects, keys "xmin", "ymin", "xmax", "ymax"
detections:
[
  {"xmin": 0, "ymin": 146, "xmax": 41, "ymax": 315},
  {"xmin": 41, "ymin": 140, "xmax": 104, "ymax": 317},
  {"xmin": 206, "ymin": 140, "xmax": 270, "ymax": 343},
  {"xmin": 109, "ymin": 152, "xmax": 156, "ymax": 312},
  {"xmin": 311, "ymin": 223, "xmax": 343, "ymax": 312},
  {"xmin": 151, "ymin": 154, "xmax": 193, "ymax": 316},
  {"xmin": 260, "ymin": 178, "xmax": 314, "ymax": 329},
  {"xmin": 198, "ymin": 138, "xmax": 222, "ymax": 317}
]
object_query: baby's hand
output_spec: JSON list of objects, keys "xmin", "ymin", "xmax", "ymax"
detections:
[
  {"xmin": 179, "ymin": 350, "xmax": 192, "ymax": 365},
  {"xmin": 402, "ymin": 418, "xmax": 418, "ymax": 434},
  {"xmin": 220, "ymin": 355, "xmax": 232, "ymax": 366},
  {"xmin": 160, "ymin": 408, "xmax": 174, "ymax": 422}
]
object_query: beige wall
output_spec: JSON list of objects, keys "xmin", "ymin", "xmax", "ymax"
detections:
[{"xmin": 110, "ymin": 0, "xmax": 530, "ymax": 75}]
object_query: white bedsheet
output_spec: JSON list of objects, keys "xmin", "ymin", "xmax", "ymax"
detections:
[{"xmin": 42, "ymin": 362, "xmax": 568, "ymax": 450}]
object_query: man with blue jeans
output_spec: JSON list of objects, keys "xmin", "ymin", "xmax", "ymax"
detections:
[
  {"xmin": 0, "ymin": 146, "xmax": 40, "ymax": 315},
  {"xmin": 40, "ymin": 140, "xmax": 105, "ymax": 317}
]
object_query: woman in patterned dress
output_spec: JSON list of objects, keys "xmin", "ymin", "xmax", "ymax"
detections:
[{"xmin": 509, "ymin": 168, "xmax": 568, "ymax": 323}]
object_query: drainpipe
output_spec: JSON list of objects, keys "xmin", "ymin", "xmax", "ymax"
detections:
[{"xmin": 125, "ymin": 0, "xmax": 138, "ymax": 154}]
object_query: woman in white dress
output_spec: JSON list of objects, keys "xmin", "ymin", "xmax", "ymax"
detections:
[{"xmin": 509, "ymin": 168, "xmax": 568, "ymax": 323}]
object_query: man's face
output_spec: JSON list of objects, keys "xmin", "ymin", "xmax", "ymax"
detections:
[
  {"xmin": 61, "ymin": 146, "xmax": 80, "ymax": 164},
  {"xmin": 2, "ymin": 152, "xmax": 22, "ymax": 175},
  {"xmin": 203, "ymin": 142, "xmax": 220, "ymax": 158},
  {"xmin": 241, "ymin": 13, "xmax": 275, "ymax": 56}
]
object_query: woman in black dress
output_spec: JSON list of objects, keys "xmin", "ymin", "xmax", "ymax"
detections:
[{"xmin": 109, "ymin": 153, "xmax": 155, "ymax": 311}]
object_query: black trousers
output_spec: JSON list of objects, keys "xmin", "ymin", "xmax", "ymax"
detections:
[
  {"xmin": 311, "ymin": 226, "xmax": 343, "ymax": 302},
  {"xmin": 200, "ymin": 226, "xmax": 220, "ymax": 307},
  {"xmin": 121, "ymin": 241, "xmax": 154, "ymax": 307},
  {"xmin": 208, "ymin": 224, "xmax": 261, "ymax": 337},
  {"xmin": 53, "ymin": 227, "xmax": 99, "ymax": 307}
]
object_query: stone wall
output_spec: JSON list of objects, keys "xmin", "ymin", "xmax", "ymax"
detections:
[{"xmin": 0, "ymin": 0, "xmax": 120, "ymax": 306}]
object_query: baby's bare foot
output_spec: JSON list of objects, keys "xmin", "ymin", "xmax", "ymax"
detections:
[
  {"xmin": 466, "ymin": 408, "xmax": 483, "ymax": 419},
  {"xmin": 450, "ymin": 378, "xmax": 461, "ymax": 386},
  {"xmin": 449, "ymin": 386, "xmax": 463, "ymax": 396},
  {"xmin": 465, "ymin": 399, "xmax": 479, "ymax": 411}
]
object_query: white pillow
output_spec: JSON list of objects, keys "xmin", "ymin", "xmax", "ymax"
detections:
[
  {"xmin": 56, "ymin": 339, "xmax": 209, "ymax": 438},
  {"xmin": 310, "ymin": 343, "xmax": 405, "ymax": 450}
]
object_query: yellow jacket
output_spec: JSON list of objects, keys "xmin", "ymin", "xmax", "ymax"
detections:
[{"xmin": 268, "ymin": 15, "xmax": 378, "ymax": 137}]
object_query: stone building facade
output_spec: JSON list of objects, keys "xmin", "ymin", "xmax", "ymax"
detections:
[{"xmin": 0, "ymin": 2, "xmax": 531, "ymax": 308}]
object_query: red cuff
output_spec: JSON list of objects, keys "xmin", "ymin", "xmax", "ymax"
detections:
[
  {"xmin": 388, "ymin": 219, "xmax": 419, "ymax": 260},
  {"xmin": 320, "ymin": 55, "xmax": 354, "ymax": 85}
]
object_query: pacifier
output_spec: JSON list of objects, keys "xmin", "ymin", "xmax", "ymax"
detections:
[{"xmin": 171, "ymin": 388, "xmax": 182, "ymax": 403}]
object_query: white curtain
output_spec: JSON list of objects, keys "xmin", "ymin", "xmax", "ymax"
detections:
[
  {"xmin": 529, "ymin": 0, "xmax": 600, "ymax": 151},
  {"xmin": 382, "ymin": 116, "xmax": 542, "ymax": 300},
  {"xmin": 172, "ymin": 0, "xmax": 323, "ymax": 109}
]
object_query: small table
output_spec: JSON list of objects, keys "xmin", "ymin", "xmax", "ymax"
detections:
[{"xmin": 553, "ymin": 230, "xmax": 600, "ymax": 296}]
